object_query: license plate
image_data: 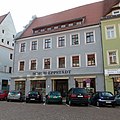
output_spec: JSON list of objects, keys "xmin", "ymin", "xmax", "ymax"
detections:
[
  {"xmin": 53, "ymin": 96, "xmax": 57, "ymax": 98},
  {"xmin": 78, "ymin": 95, "xmax": 83, "ymax": 97},
  {"xmin": 106, "ymin": 101, "xmax": 111, "ymax": 103},
  {"xmin": 30, "ymin": 98, "xmax": 35, "ymax": 100}
]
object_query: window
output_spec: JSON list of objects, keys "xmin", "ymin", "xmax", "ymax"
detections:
[
  {"xmin": 44, "ymin": 38, "xmax": 51, "ymax": 49},
  {"xmin": 31, "ymin": 41, "xmax": 37, "ymax": 50},
  {"xmin": 71, "ymin": 34, "xmax": 79, "ymax": 45},
  {"xmin": 7, "ymin": 41, "xmax": 9, "ymax": 45},
  {"xmin": 87, "ymin": 54, "xmax": 96, "ymax": 66},
  {"xmin": 58, "ymin": 36, "xmax": 65, "ymax": 47},
  {"xmin": 9, "ymin": 67, "xmax": 12, "ymax": 73},
  {"xmin": 10, "ymin": 54, "xmax": 13, "ymax": 60},
  {"xmin": 30, "ymin": 60, "xmax": 36, "ymax": 70},
  {"xmin": 112, "ymin": 10, "xmax": 120, "ymax": 15},
  {"xmin": 106, "ymin": 26, "xmax": 116, "ymax": 39},
  {"xmin": 19, "ymin": 61, "xmax": 25, "ymax": 71},
  {"xmin": 58, "ymin": 57, "xmax": 65, "ymax": 68},
  {"xmin": 20, "ymin": 43, "xmax": 26, "ymax": 52},
  {"xmin": 85, "ymin": 31, "xmax": 95, "ymax": 43},
  {"xmin": 44, "ymin": 58, "xmax": 50, "ymax": 69},
  {"xmin": 72, "ymin": 55, "xmax": 80, "ymax": 67},
  {"xmin": 108, "ymin": 51, "xmax": 118, "ymax": 65},
  {"xmin": 1, "ymin": 39, "xmax": 4, "ymax": 43},
  {"xmin": 2, "ymin": 30, "xmax": 4, "ymax": 34}
]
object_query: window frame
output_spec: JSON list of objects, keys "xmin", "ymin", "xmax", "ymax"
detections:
[
  {"xmin": 29, "ymin": 59, "xmax": 37, "ymax": 70},
  {"xmin": 70, "ymin": 33, "xmax": 80, "ymax": 46},
  {"xmin": 107, "ymin": 50, "xmax": 119, "ymax": 66},
  {"xmin": 18, "ymin": 60, "xmax": 25, "ymax": 71},
  {"xmin": 86, "ymin": 53, "xmax": 97, "ymax": 67},
  {"xmin": 43, "ymin": 58, "xmax": 51, "ymax": 69},
  {"xmin": 105, "ymin": 25, "xmax": 116, "ymax": 39},
  {"xmin": 43, "ymin": 38, "xmax": 52, "ymax": 49},
  {"xmin": 85, "ymin": 30, "xmax": 95, "ymax": 44},
  {"xmin": 57, "ymin": 35, "xmax": 66, "ymax": 48},
  {"xmin": 71, "ymin": 55, "xmax": 81, "ymax": 68},
  {"xmin": 57, "ymin": 56, "xmax": 66, "ymax": 68},
  {"xmin": 19, "ymin": 42, "xmax": 26, "ymax": 53},
  {"xmin": 30, "ymin": 40, "xmax": 38, "ymax": 51}
]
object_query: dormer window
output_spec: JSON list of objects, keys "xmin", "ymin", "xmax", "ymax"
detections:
[{"xmin": 112, "ymin": 10, "xmax": 120, "ymax": 15}]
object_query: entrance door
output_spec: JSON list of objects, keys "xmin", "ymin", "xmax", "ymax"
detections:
[
  {"xmin": 54, "ymin": 79, "xmax": 68, "ymax": 97},
  {"xmin": 2, "ymin": 80, "xmax": 9, "ymax": 91}
]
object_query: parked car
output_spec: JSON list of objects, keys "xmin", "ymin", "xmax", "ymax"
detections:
[
  {"xmin": 66, "ymin": 88, "xmax": 89, "ymax": 106},
  {"xmin": 90, "ymin": 91, "xmax": 116, "ymax": 107},
  {"xmin": 26, "ymin": 91, "xmax": 43, "ymax": 103},
  {"xmin": 0, "ymin": 90, "xmax": 8, "ymax": 100},
  {"xmin": 115, "ymin": 94, "xmax": 120, "ymax": 106},
  {"xmin": 7, "ymin": 90, "xmax": 24, "ymax": 102},
  {"xmin": 45, "ymin": 91, "xmax": 62, "ymax": 104}
]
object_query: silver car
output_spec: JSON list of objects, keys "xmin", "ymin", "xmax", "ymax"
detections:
[{"xmin": 7, "ymin": 90, "xmax": 24, "ymax": 102}]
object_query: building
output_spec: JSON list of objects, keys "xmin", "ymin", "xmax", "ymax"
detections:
[
  {"xmin": 101, "ymin": 0, "xmax": 120, "ymax": 94},
  {"xmin": 0, "ymin": 12, "xmax": 16, "ymax": 91},
  {"xmin": 11, "ymin": 1, "xmax": 105, "ymax": 96}
]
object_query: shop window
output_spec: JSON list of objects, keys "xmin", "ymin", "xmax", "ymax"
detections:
[
  {"xmin": 72, "ymin": 55, "xmax": 80, "ymax": 67},
  {"xmin": 44, "ymin": 58, "xmax": 50, "ymax": 69},
  {"xmin": 58, "ymin": 36, "xmax": 65, "ymax": 47},
  {"xmin": 19, "ymin": 61, "xmax": 25, "ymax": 71},
  {"xmin": 30, "ymin": 60, "xmax": 36, "ymax": 70},
  {"xmin": 58, "ymin": 57, "xmax": 65, "ymax": 68},
  {"xmin": 87, "ymin": 54, "xmax": 96, "ymax": 66}
]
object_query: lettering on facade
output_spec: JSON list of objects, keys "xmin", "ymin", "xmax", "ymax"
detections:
[{"xmin": 33, "ymin": 70, "xmax": 71, "ymax": 76}]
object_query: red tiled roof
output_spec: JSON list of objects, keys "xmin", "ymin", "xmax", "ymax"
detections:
[
  {"xmin": 0, "ymin": 13, "xmax": 8, "ymax": 24},
  {"xmin": 19, "ymin": 1, "xmax": 104, "ymax": 39}
]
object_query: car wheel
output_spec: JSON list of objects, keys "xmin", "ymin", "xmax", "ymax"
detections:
[{"xmin": 96, "ymin": 101, "xmax": 101, "ymax": 107}]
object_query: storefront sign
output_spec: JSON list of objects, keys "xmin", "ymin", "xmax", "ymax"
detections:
[
  {"xmin": 105, "ymin": 69, "xmax": 120, "ymax": 75},
  {"xmin": 33, "ymin": 70, "xmax": 71, "ymax": 76}
]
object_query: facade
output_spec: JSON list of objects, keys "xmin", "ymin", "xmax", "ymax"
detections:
[
  {"xmin": 101, "ymin": 0, "xmax": 120, "ymax": 94},
  {"xmin": 11, "ymin": 1, "xmax": 105, "ymax": 96},
  {"xmin": 0, "ymin": 12, "xmax": 16, "ymax": 91}
]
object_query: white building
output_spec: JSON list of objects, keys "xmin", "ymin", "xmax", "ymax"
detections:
[{"xmin": 0, "ymin": 12, "xmax": 16, "ymax": 91}]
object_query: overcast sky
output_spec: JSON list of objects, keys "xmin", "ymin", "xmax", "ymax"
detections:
[{"xmin": 0, "ymin": 0, "xmax": 101, "ymax": 33}]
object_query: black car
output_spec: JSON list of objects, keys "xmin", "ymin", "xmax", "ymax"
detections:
[
  {"xmin": 90, "ymin": 91, "xmax": 116, "ymax": 107},
  {"xmin": 26, "ymin": 91, "xmax": 42, "ymax": 103},
  {"xmin": 66, "ymin": 88, "xmax": 89, "ymax": 106}
]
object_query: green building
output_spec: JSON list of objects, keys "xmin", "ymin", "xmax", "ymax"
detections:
[{"xmin": 101, "ymin": 0, "xmax": 120, "ymax": 94}]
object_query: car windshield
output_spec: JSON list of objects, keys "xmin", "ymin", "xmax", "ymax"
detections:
[
  {"xmin": 101, "ymin": 92, "xmax": 113, "ymax": 97},
  {"xmin": 10, "ymin": 91, "xmax": 20, "ymax": 94},
  {"xmin": 29, "ymin": 91, "xmax": 39, "ymax": 95},
  {"xmin": 49, "ymin": 91, "xmax": 61, "ymax": 96},
  {"xmin": 73, "ymin": 88, "xmax": 87, "ymax": 94}
]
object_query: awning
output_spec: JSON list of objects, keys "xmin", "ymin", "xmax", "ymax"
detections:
[
  {"xmin": 74, "ymin": 76, "xmax": 96, "ymax": 79},
  {"xmin": 51, "ymin": 77, "xmax": 69, "ymax": 80}
]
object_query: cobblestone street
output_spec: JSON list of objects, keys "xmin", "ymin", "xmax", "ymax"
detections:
[{"xmin": 0, "ymin": 101, "xmax": 120, "ymax": 120}]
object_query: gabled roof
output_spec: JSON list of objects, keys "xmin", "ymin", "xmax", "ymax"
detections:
[
  {"xmin": 18, "ymin": 1, "xmax": 104, "ymax": 39},
  {"xmin": 0, "ymin": 13, "xmax": 9, "ymax": 24}
]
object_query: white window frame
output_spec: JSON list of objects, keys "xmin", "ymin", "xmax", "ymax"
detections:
[
  {"xmin": 84, "ymin": 30, "xmax": 95, "ymax": 44},
  {"xmin": 18, "ymin": 60, "xmax": 25, "ymax": 71},
  {"xmin": 112, "ymin": 10, "xmax": 120, "ymax": 15},
  {"xmin": 19, "ymin": 42, "xmax": 26, "ymax": 53},
  {"xmin": 71, "ymin": 54, "xmax": 81, "ymax": 68},
  {"xmin": 70, "ymin": 33, "xmax": 80, "ymax": 46},
  {"xmin": 107, "ymin": 50, "xmax": 119, "ymax": 66},
  {"xmin": 29, "ymin": 59, "xmax": 37, "ymax": 70},
  {"xmin": 43, "ymin": 38, "xmax": 52, "ymax": 50},
  {"xmin": 105, "ymin": 25, "xmax": 116, "ymax": 39},
  {"xmin": 57, "ymin": 35, "xmax": 66, "ymax": 48},
  {"xmin": 86, "ymin": 52, "xmax": 97, "ymax": 67},
  {"xmin": 43, "ymin": 57, "xmax": 51, "ymax": 69},
  {"xmin": 30, "ymin": 39, "xmax": 38, "ymax": 51},
  {"xmin": 57, "ymin": 56, "xmax": 66, "ymax": 69}
]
